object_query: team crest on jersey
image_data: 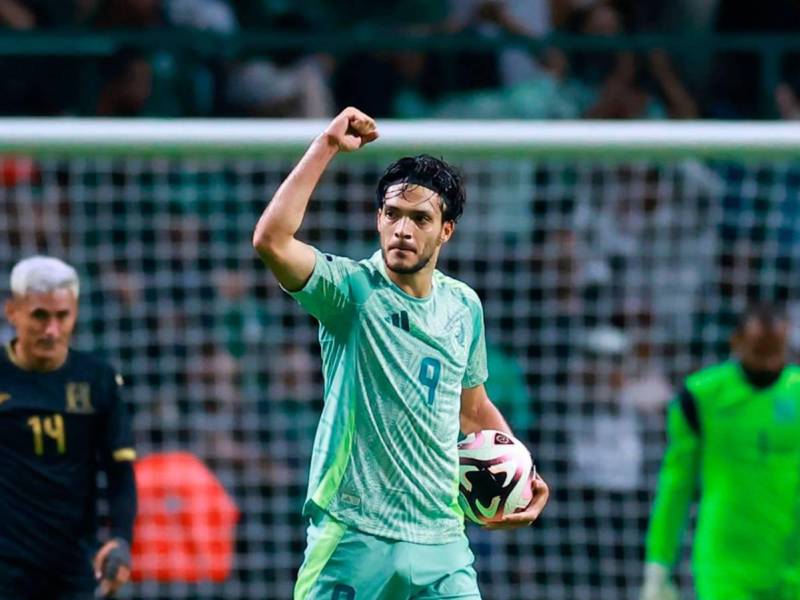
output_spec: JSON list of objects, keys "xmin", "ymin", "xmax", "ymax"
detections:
[
  {"xmin": 66, "ymin": 382, "xmax": 94, "ymax": 414},
  {"xmin": 774, "ymin": 398, "xmax": 797, "ymax": 422},
  {"xmin": 454, "ymin": 320, "xmax": 466, "ymax": 346},
  {"xmin": 443, "ymin": 311, "xmax": 467, "ymax": 347}
]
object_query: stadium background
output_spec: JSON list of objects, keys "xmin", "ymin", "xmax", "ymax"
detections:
[{"xmin": 2, "ymin": 1, "xmax": 800, "ymax": 599}]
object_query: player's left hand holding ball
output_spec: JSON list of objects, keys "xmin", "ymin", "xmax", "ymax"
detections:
[
  {"xmin": 93, "ymin": 538, "xmax": 131, "ymax": 598},
  {"xmin": 484, "ymin": 473, "xmax": 550, "ymax": 530},
  {"xmin": 458, "ymin": 430, "xmax": 550, "ymax": 530}
]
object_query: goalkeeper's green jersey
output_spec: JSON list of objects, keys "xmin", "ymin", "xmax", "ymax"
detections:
[
  {"xmin": 646, "ymin": 361, "xmax": 800, "ymax": 586},
  {"xmin": 287, "ymin": 249, "xmax": 488, "ymax": 544}
]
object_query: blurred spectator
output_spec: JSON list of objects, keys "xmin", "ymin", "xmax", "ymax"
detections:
[
  {"xmin": 419, "ymin": 2, "xmax": 698, "ymax": 119},
  {"xmin": 0, "ymin": 0, "xmax": 36, "ymax": 28},
  {"xmin": 3, "ymin": 188, "xmax": 73, "ymax": 255},
  {"xmin": 167, "ymin": 0, "xmax": 236, "ymax": 32},
  {"xmin": 415, "ymin": 0, "xmax": 569, "ymax": 120},
  {"xmin": 710, "ymin": 0, "xmax": 800, "ymax": 118},
  {"xmin": 0, "ymin": 0, "xmax": 91, "ymax": 114},
  {"xmin": 445, "ymin": 0, "xmax": 557, "ymax": 87},
  {"xmin": 614, "ymin": 304, "xmax": 674, "ymax": 414},
  {"xmin": 262, "ymin": 341, "xmax": 321, "ymax": 484},
  {"xmin": 324, "ymin": 0, "xmax": 448, "ymax": 30},
  {"xmin": 220, "ymin": 1, "xmax": 333, "ymax": 117},
  {"xmin": 258, "ymin": 341, "xmax": 322, "ymax": 590},
  {"xmin": 185, "ymin": 339, "xmax": 265, "ymax": 476},
  {"xmin": 94, "ymin": 1, "xmax": 205, "ymax": 117},
  {"xmin": 213, "ymin": 269, "xmax": 271, "ymax": 360},
  {"xmin": 567, "ymin": 3, "xmax": 698, "ymax": 119},
  {"xmin": 331, "ymin": 0, "xmax": 448, "ymax": 117},
  {"xmin": 224, "ymin": 58, "xmax": 333, "ymax": 117},
  {"xmin": 96, "ymin": 49, "xmax": 155, "ymax": 116},
  {"xmin": 93, "ymin": 0, "xmax": 162, "ymax": 28},
  {"xmin": 567, "ymin": 326, "xmax": 646, "ymax": 599},
  {"xmin": 570, "ymin": 326, "xmax": 640, "ymax": 492},
  {"xmin": 0, "ymin": 0, "xmax": 99, "ymax": 28},
  {"xmin": 184, "ymin": 338, "xmax": 289, "ymax": 588},
  {"xmin": 335, "ymin": 52, "xmax": 431, "ymax": 118},
  {"xmin": 776, "ymin": 82, "xmax": 800, "ymax": 120},
  {"xmin": 573, "ymin": 163, "xmax": 717, "ymax": 348},
  {"xmin": 165, "ymin": 0, "xmax": 236, "ymax": 115}
]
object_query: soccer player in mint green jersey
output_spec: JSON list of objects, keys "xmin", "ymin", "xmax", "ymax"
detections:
[
  {"xmin": 641, "ymin": 305, "xmax": 800, "ymax": 600},
  {"xmin": 252, "ymin": 107, "xmax": 550, "ymax": 600}
]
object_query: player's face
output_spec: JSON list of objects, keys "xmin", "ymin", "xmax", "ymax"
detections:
[
  {"xmin": 377, "ymin": 183, "xmax": 454, "ymax": 275},
  {"xmin": 733, "ymin": 318, "xmax": 789, "ymax": 374},
  {"xmin": 4, "ymin": 289, "xmax": 77, "ymax": 370}
]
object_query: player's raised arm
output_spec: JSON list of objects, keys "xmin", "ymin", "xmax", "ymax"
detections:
[{"xmin": 252, "ymin": 107, "xmax": 378, "ymax": 291}]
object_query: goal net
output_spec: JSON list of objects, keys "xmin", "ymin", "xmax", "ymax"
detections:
[{"xmin": 1, "ymin": 120, "xmax": 798, "ymax": 600}]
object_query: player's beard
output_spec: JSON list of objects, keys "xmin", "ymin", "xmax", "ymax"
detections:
[{"xmin": 382, "ymin": 246, "xmax": 434, "ymax": 275}]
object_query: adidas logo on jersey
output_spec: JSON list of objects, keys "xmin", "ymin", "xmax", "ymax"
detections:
[{"xmin": 385, "ymin": 311, "xmax": 410, "ymax": 332}]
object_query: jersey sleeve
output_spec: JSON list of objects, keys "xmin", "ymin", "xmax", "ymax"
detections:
[
  {"xmin": 100, "ymin": 369, "xmax": 136, "ymax": 464},
  {"xmin": 645, "ymin": 386, "xmax": 701, "ymax": 567},
  {"xmin": 99, "ymin": 368, "xmax": 138, "ymax": 542},
  {"xmin": 285, "ymin": 248, "xmax": 362, "ymax": 326},
  {"xmin": 462, "ymin": 297, "xmax": 488, "ymax": 389}
]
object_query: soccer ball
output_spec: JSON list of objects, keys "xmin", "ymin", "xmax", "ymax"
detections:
[{"xmin": 458, "ymin": 430, "xmax": 534, "ymax": 525}]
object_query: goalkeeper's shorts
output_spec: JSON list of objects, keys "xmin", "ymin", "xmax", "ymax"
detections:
[{"xmin": 294, "ymin": 508, "xmax": 481, "ymax": 600}]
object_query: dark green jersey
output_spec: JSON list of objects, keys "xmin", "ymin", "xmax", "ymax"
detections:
[
  {"xmin": 0, "ymin": 344, "xmax": 135, "ymax": 575},
  {"xmin": 646, "ymin": 361, "xmax": 800, "ymax": 586}
]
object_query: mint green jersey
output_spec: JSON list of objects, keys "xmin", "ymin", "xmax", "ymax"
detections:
[
  {"xmin": 646, "ymin": 361, "xmax": 800, "ymax": 588},
  {"xmin": 287, "ymin": 249, "xmax": 488, "ymax": 544}
]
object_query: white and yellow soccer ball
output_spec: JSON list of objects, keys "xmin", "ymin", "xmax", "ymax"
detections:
[{"xmin": 457, "ymin": 429, "xmax": 534, "ymax": 525}]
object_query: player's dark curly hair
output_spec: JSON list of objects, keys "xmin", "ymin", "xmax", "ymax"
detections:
[{"xmin": 375, "ymin": 155, "xmax": 466, "ymax": 223}]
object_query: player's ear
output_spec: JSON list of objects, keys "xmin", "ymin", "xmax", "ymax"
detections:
[
  {"xmin": 440, "ymin": 220, "xmax": 454, "ymax": 244},
  {"xmin": 730, "ymin": 330, "xmax": 742, "ymax": 354},
  {"xmin": 4, "ymin": 299, "xmax": 17, "ymax": 326}
]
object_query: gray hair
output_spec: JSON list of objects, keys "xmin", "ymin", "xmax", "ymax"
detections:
[{"xmin": 10, "ymin": 256, "xmax": 80, "ymax": 298}]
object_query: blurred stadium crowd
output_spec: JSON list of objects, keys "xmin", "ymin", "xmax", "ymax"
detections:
[
  {"xmin": 2, "ymin": 0, "xmax": 800, "ymax": 120},
  {"xmin": 1, "ymin": 151, "xmax": 799, "ymax": 598}
]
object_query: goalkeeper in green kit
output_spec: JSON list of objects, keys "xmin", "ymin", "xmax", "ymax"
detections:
[{"xmin": 641, "ymin": 304, "xmax": 800, "ymax": 600}]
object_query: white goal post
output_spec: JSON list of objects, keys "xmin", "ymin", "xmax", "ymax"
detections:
[{"xmin": 1, "ymin": 119, "xmax": 800, "ymax": 158}]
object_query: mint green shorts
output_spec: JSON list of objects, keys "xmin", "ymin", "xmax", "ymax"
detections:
[{"xmin": 294, "ymin": 510, "xmax": 481, "ymax": 600}]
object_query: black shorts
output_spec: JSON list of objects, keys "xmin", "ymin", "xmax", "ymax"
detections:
[{"xmin": 0, "ymin": 556, "xmax": 94, "ymax": 600}]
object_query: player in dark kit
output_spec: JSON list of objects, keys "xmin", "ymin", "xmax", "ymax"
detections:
[{"xmin": 0, "ymin": 256, "xmax": 137, "ymax": 600}]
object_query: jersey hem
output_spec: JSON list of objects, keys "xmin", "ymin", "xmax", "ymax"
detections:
[{"xmin": 309, "ymin": 501, "xmax": 466, "ymax": 545}]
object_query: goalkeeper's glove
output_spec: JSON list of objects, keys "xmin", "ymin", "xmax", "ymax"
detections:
[
  {"xmin": 640, "ymin": 562, "xmax": 679, "ymax": 600},
  {"xmin": 94, "ymin": 538, "xmax": 131, "ymax": 598}
]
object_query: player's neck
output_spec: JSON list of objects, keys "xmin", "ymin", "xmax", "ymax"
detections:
[
  {"xmin": 386, "ymin": 268, "xmax": 433, "ymax": 298},
  {"xmin": 740, "ymin": 363, "xmax": 784, "ymax": 389},
  {"xmin": 7, "ymin": 340, "xmax": 68, "ymax": 372}
]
